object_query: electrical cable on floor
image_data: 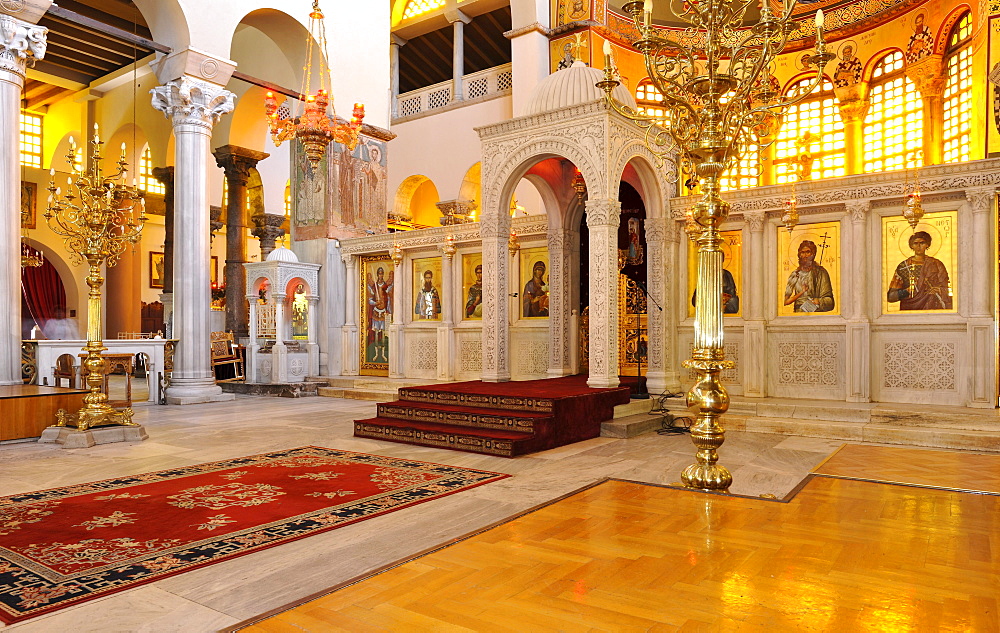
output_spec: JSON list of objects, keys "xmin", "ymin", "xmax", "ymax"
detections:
[{"xmin": 647, "ymin": 390, "xmax": 694, "ymax": 435}]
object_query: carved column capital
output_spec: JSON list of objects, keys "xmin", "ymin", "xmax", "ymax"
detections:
[
  {"xmin": 844, "ymin": 199, "xmax": 870, "ymax": 223},
  {"xmin": 213, "ymin": 144, "xmax": 269, "ymax": 185},
  {"xmin": 644, "ymin": 217, "xmax": 669, "ymax": 243},
  {"xmin": 151, "ymin": 76, "xmax": 235, "ymax": 130},
  {"xmin": 209, "ymin": 205, "xmax": 223, "ymax": 238},
  {"xmin": 251, "ymin": 213, "xmax": 286, "ymax": 258},
  {"xmin": 585, "ymin": 198, "xmax": 621, "ymax": 228},
  {"xmin": 904, "ymin": 54, "xmax": 946, "ymax": 98},
  {"xmin": 834, "ymin": 83, "xmax": 870, "ymax": 123},
  {"xmin": 967, "ymin": 188, "xmax": 996, "ymax": 215},
  {"xmin": 744, "ymin": 211, "xmax": 766, "ymax": 233},
  {"xmin": 0, "ymin": 15, "xmax": 46, "ymax": 79}
]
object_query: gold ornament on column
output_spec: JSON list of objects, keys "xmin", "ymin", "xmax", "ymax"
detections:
[
  {"xmin": 508, "ymin": 229, "xmax": 520, "ymax": 257},
  {"xmin": 44, "ymin": 126, "xmax": 147, "ymax": 430},
  {"xmin": 599, "ymin": 0, "xmax": 832, "ymax": 491}
]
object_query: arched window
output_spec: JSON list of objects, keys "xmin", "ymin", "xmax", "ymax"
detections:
[
  {"xmin": 943, "ymin": 12, "xmax": 972, "ymax": 164},
  {"xmin": 138, "ymin": 146, "xmax": 164, "ymax": 195},
  {"xmin": 863, "ymin": 51, "xmax": 923, "ymax": 172},
  {"xmin": 635, "ymin": 80, "xmax": 665, "ymax": 118},
  {"xmin": 402, "ymin": 0, "xmax": 444, "ymax": 20},
  {"xmin": 20, "ymin": 111, "xmax": 42, "ymax": 168},
  {"xmin": 718, "ymin": 145, "xmax": 761, "ymax": 192},
  {"xmin": 772, "ymin": 77, "xmax": 845, "ymax": 183}
]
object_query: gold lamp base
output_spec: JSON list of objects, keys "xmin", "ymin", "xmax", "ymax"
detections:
[
  {"xmin": 55, "ymin": 405, "xmax": 136, "ymax": 432},
  {"xmin": 681, "ymin": 357, "xmax": 736, "ymax": 492}
]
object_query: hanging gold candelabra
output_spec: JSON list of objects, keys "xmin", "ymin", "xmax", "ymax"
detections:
[
  {"xmin": 44, "ymin": 125, "xmax": 147, "ymax": 431},
  {"xmin": 264, "ymin": 0, "xmax": 365, "ymax": 169},
  {"xmin": 600, "ymin": 0, "xmax": 833, "ymax": 491}
]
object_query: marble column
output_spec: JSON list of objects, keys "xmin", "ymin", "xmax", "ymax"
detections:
[
  {"xmin": 843, "ymin": 200, "xmax": 871, "ymax": 402},
  {"xmin": 251, "ymin": 212, "xmax": 285, "ymax": 259},
  {"xmin": 834, "ymin": 84, "xmax": 870, "ymax": 176},
  {"xmin": 390, "ymin": 35, "xmax": 406, "ymax": 119},
  {"xmin": 340, "ymin": 253, "xmax": 359, "ymax": 376},
  {"xmin": 271, "ymin": 289, "xmax": 287, "ymax": 382},
  {"xmin": 437, "ymin": 240, "xmax": 456, "ymax": 380},
  {"xmin": 644, "ymin": 217, "xmax": 671, "ymax": 394},
  {"xmin": 151, "ymin": 76, "xmax": 236, "ymax": 404},
  {"xmin": 306, "ymin": 295, "xmax": 319, "ymax": 376},
  {"xmin": 586, "ymin": 198, "xmax": 621, "ymax": 388},
  {"xmin": 213, "ymin": 145, "xmax": 269, "ymax": 339},
  {"xmin": 389, "ymin": 246, "xmax": 405, "ymax": 378},
  {"xmin": 547, "ymin": 226, "xmax": 573, "ymax": 377},
  {"xmin": 0, "ymin": 12, "xmax": 47, "ymax": 385},
  {"xmin": 905, "ymin": 55, "xmax": 946, "ymax": 166},
  {"xmin": 152, "ymin": 166, "xmax": 175, "ymax": 337},
  {"xmin": 741, "ymin": 211, "xmax": 767, "ymax": 397},
  {"xmin": 446, "ymin": 10, "xmax": 471, "ymax": 103},
  {"xmin": 480, "ymin": 210, "xmax": 511, "ymax": 382},
  {"xmin": 966, "ymin": 188, "xmax": 996, "ymax": 408}
]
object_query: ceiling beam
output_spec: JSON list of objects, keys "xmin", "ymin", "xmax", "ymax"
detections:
[{"xmin": 46, "ymin": 4, "xmax": 170, "ymax": 54}]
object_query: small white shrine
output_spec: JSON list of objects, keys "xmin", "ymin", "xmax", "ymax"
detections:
[{"xmin": 244, "ymin": 246, "xmax": 321, "ymax": 383}]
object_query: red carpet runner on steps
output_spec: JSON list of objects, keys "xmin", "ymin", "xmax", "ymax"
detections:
[
  {"xmin": 354, "ymin": 375, "xmax": 632, "ymax": 457},
  {"xmin": 0, "ymin": 447, "xmax": 508, "ymax": 624}
]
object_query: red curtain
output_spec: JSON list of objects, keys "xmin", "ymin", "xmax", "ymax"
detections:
[{"xmin": 21, "ymin": 247, "xmax": 66, "ymax": 335}]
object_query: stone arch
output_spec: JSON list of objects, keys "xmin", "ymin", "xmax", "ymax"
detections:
[
  {"xmin": 248, "ymin": 168, "xmax": 265, "ymax": 216},
  {"xmin": 611, "ymin": 141, "xmax": 671, "ymax": 220},
  {"xmin": 393, "ymin": 175, "xmax": 440, "ymax": 226},
  {"xmin": 458, "ymin": 162, "xmax": 481, "ymax": 213},
  {"xmin": 862, "ymin": 48, "xmax": 905, "ymax": 83},
  {"xmin": 935, "ymin": 5, "xmax": 973, "ymax": 56}
]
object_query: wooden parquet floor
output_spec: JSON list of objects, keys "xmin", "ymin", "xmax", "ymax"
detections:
[
  {"xmin": 815, "ymin": 444, "xmax": 1000, "ymax": 494},
  {"xmin": 241, "ymin": 473, "xmax": 1000, "ymax": 632}
]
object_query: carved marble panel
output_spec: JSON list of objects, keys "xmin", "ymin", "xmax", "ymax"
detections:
[{"xmin": 406, "ymin": 333, "xmax": 438, "ymax": 377}]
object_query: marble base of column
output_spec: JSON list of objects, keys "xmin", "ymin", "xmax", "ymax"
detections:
[
  {"xmin": 437, "ymin": 326, "xmax": 453, "ymax": 381},
  {"xmin": 845, "ymin": 320, "xmax": 870, "ymax": 403},
  {"xmin": 742, "ymin": 320, "xmax": 767, "ymax": 398},
  {"xmin": 341, "ymin": 326, "xmax": 359, "ymax": 375},
  {"xmin": 967, "ymin": 318, "xmax": 995, "ymax": 408},
  {"xmin": 388, "ymin": 324, "xmax": 404, "ymax": 378},
  {"xmin": 165, "ymin": 379, "xmax": 233, "ymax": 405}
]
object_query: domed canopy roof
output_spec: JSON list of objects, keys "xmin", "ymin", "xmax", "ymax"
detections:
[
  {"xmin": 524, "ymin": 61, "xmax": 637, "ymax": 116},
  {"xmin": 266, "ymin": 246, "xmax": 299, "ymax": 263}
]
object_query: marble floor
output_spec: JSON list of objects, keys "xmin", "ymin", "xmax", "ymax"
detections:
[{"xmin": 0, "ymin": 395, "xmax": 848, "ymax": 632}]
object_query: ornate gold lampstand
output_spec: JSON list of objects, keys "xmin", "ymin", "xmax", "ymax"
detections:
[
  {"xmin": 45, "ymin": 127, "xmax": 146, "ymax": 431},
  {"xmin": 600, "ymin": 0, "xmax": 833, "ymax": 491}
]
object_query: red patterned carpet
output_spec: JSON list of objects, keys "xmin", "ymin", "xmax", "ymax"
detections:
[{"xmin": 0, "ymin": 447, "xmax": 508, "ymax": 624}]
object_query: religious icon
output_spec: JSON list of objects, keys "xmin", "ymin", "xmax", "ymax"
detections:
[
  {"xmin": 833, "ymin": 40, "xmax": 862, "ymax": 88},
  {"xmin": 687, "ymin": 229, "xmax": 742, "ymax": 318},
  {"xmin": 20, "ymin": 181, "xmax": 36, "ymax": 229},
  {"xmin": 882, "ymin": 211, "xmax": 957, "ymax": 314},
  {"xmin": 778, "ymin": 221, "xmax": 840, "ymax": 316},
  {"xmin": 519, "ymin": 247, "xmax": 550, "ymax": 318},
  {"xmin": 906, "ymin": 12, "xmax": 934, "ymax": 64},
  {"xmin": 412, "ymin": 256, "xmax": 442, "ymax": 321},
  {"xmin": 360, "ymin": 254, "xmax": 393, "ymax": 374},
  {"xmin": 150, "ymin": 251, "xmax": 165, "ymax": 289},
  {"xmin": 619, "ymin": 217, "xmax": 644, "ymax": 267},
  {"xmin": 291, "ymin": 282, "xmax": 309, "ymax": 340},
  {"xmin": 462, "ymin": 253, "xmax": 483, "ymax": 320}
]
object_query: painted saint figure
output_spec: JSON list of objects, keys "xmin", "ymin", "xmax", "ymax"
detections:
[
  {"xmin": 291, "ymin": 283, "xmax": 308, "ymax": 339},
  {"xmin": 465, "ymin": 264, "xmax": 483, "ymax": 318},
  {"xmin": 366, "ymin": 267, "xmax": 393, "ymax": 361},
  {"xmin": 887, "ymin": 230, "xmax": 953, "ymax": 310},
  {"xmin": 523, "ymin": 261, "xmax": 550, "ymax": 317},
  {"xmin": 833, "ymin": 43, "xmax": 862, "ymax": 88},
  {"xmin": 414, "ymin": 270, "xmax": 441, "ymax": 320},
  {"xmin": 783, "ymin": 240, "xmax": 835, "ymax": 313},
  {"xmin": 906, "ymin": 13, "xmax": 933, "ymax": 64}
]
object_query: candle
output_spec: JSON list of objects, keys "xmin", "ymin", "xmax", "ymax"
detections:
[
  {"xmin": 815, "ymin": 9, "xmax": 823, "ymax": 28},
  {"xmin": 644, "ymin": 0, "xmax": 652, "ymax": 27},
  {"xmin": 120, "ymin": 142, "xmax": 126, "ymax": 156},
  {"xmin": 68, "ymin": 136, "xmax": 74, "ymax": 148},
  {"xmin": 603, "ymin": 40, "xmax": 612, "ymax": 67}
]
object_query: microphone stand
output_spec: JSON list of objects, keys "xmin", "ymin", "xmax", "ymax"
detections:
[{"xmin": 629, "ymin": 280, "xmax": 662, "ymax": 400}]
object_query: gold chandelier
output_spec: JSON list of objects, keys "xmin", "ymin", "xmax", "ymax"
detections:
[
  {"xmin": 601, "ymin": 0, "xmax": 832, "ymax": 491},
  {"xmin": 45, "ymin": 126, "xmax": 146, "ymax": 431},
  {"xmin": 264, "ymin": 0, "xmax": 365, "ymax": 169}
]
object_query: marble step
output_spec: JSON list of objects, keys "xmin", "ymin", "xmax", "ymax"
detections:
[
  {"xmin": 353, "ymin": 417, "xmax": 526, "ymax": 457},
  {"xmin": 317, "ymin": 386, "xmax": 398, "ymax": 401}
]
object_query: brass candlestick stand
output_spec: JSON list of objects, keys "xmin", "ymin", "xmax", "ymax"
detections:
[
  {"xmin": 600, "ymin": 0, "xmax": 833, "ymax": 491},
  {"xmin": 45, "ymin": 126, "xmax": 147, "ymax": 430}
]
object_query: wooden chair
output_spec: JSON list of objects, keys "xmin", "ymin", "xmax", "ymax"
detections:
[
  {"xmin": 211, "ymin": 331, "xmax": 244, "ymax": 382},
  {"xmin": 53, "ymin": 353, "xmax": 77, "ymax": 388}
]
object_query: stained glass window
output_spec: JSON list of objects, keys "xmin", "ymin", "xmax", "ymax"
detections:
[
  {"xmin": 20, "ymin": 111, "xmax": 42, "ymax": 168},
  {"xmin": 943, "ymin": 13, "xmax": 972, "ymax": 164},
  {"xmin": 772, "ymin": 78, "xmax": 846, "ymax": 183},
  {"xmin": 138, "ymin": 146, "xmax": 165, "ymax": 194},
  {"xmin": 402, "ymin": 0, "xmax": 444, "ymax": 20},
  {"xmin": 863, "ymin": 51, "xmax": 923, "ymax": 172}
]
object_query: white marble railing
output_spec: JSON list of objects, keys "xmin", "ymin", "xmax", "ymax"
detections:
[{"xmin": 396, "ymin": 64, "xmax": 512, "ymax": 120}]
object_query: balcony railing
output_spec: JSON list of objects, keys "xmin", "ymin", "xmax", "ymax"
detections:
[{"xmin": 396, "ymin": 64, "xmax": 512, "ymax": 120}]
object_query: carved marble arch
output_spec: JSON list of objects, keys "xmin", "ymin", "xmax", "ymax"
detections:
[
  {"xmin": 613, "ymin": 148, "xmax": 669, "ymax": 220},
  {"xmin": 481, "ymin": 139, "xmax": 607, "ymax": 230}
]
